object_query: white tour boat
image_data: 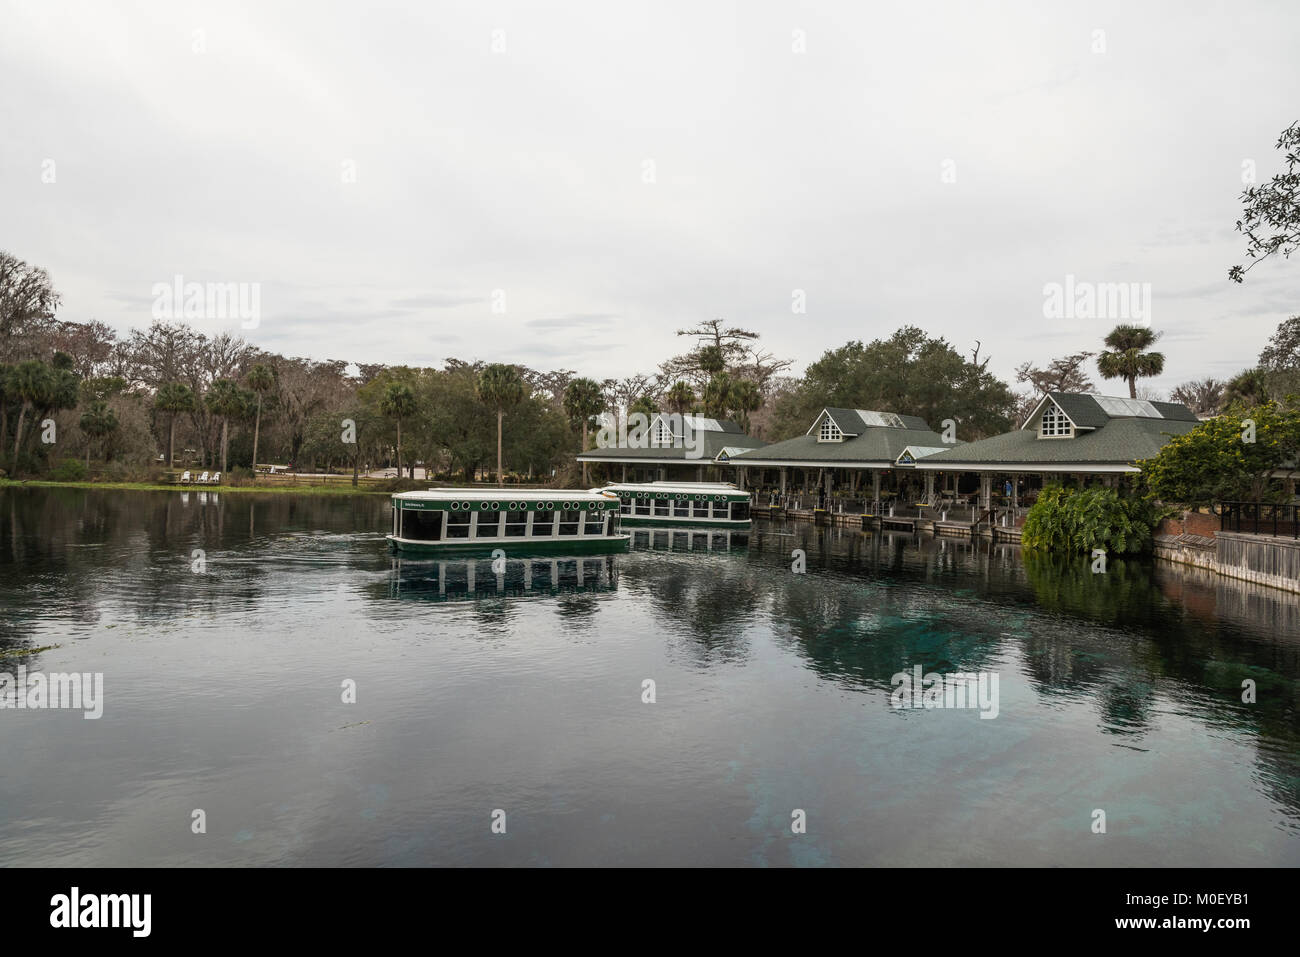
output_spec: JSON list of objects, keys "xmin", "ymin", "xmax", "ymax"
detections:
[
  {"xmin": 388, "ymin": 488, "xmax": 629, "ymax": 554},
  {"xmin": 596, "ymin": 481, "xmax": 752, "ymax": 527}
]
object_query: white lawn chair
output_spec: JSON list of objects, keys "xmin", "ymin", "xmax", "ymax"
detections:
[
  {"xmin": 210, "ymin": 472, "xmax": 221, "ymax": 485},
  {"xmin": 180, "ymin": 471, "xmax": 192, "ymax": 484},
  {"xmin": 197, "ymin": 471, "xmax": 210, "ymax": 484}
]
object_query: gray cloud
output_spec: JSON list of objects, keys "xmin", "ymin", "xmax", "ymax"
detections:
[{"xmin": 2, "ymin": 0, "xmax": 1298, "ymax": 395}]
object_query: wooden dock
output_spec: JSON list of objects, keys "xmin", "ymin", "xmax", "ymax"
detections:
[{"xmin": 752, "ymin": 506, "xmax": 1023, "ymax": 542}]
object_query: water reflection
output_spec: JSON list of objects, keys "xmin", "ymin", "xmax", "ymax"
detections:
[
  {"xmin": 1, "ymin": 487, "xmax": 1298, "ymax": 864},
  {"xmin": 386, "ymin": 555, "xmax": 618, "ymax": 602}
]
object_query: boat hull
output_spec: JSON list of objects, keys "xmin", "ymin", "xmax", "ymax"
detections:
[{"xmin": 387, "ymin": 534, "xmax": 631, "ymax": 556}]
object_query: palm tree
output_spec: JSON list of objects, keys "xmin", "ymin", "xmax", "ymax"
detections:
[
  {"xmin": 1222, "ymin": 368, "xmax": 1272, "ymax": 409},
  {"xmin": 1097, "ymin": 325, "xmax": 1165, "ymax": 399},
  {"xmin": 380, "ymin": 382, "xmax": 417, "ymax": 478},
  {"xmin": 8, "ymin": 360, "xmax": 51, "ymax": 471},
  {"xmin": 246, "ymin": 364, "xmax": 275, "ymax": 482},
  {"xmin": 476, "ymin": 364, "xmax": 525, "ymax": 487},
  {"xmin": 154, "ymin": 382, "xmax": 196, "ymax": 468},
  {"xmin": 79, "ymin": 401, "xmax": 118, "ymax": 469},
  {"xmin": 563, "ymin": 377, "xmax": 605, "ymax": 484},
  {"xmin": 204, "ymin": 379, "xmax": 246, "ymax": 476},
  {"xmin": 729, "ymin": 378, "xmax": 763, "ymax": 432},
  {"xmin": 666, "ymin": 380, "xmax": 695, "ymax": 414},
  {"xmin": 702, "ymin": 372, "xmax": 734, "ymax": 418}
]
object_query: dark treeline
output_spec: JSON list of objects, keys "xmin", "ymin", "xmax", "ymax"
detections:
[{"xmin": 5, "ymin": 247, "xmax": 1296, "ymax": 485}]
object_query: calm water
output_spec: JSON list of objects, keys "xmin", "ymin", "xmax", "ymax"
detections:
[{"xmin": 1, "ymin": 487, "xmax": 1297, "ymax": 866}]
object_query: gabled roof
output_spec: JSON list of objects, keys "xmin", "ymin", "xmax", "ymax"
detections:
[
  {"xmin": 917, "ymin": 416, "xmax": 1199, "ymax": 470},
  {"xmin": 734, "ymin": 423, "xmax": 958, "ymax": 466},
  {"xmin": 808, "ymin": 407, "xmax": 932, "ymax": 436},
  {"xmin": 577, "ymin": 415, "xmax": 766, "ymax": 463},
  {"xmin": 1024, "ymin": 392, "xmax": 1199, "ymax": 430},
  {"xmin": 651, "ymin": 413, "xmax": 743, "ymax": 435},
  {"xmin": 895, "ymin": 446, "xmax": 951, "ymax": 465}
]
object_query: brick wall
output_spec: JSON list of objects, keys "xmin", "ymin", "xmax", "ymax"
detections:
[{"xmin": 1156, "ymin": 510, "xmax": 1221, "ymax": 538}]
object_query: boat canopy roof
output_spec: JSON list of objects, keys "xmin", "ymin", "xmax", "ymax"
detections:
[
  {"xmin": 395, "ymin": 488, "xmax": 617, "ymax": 503},
  {"xmin": 598, "ymin": 481, "xmax": 750, "ymax": 500}
]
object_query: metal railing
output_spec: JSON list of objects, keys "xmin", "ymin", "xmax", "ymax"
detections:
[{"xmin": 1218, "ymin": 501, "xmax": 1300, "ymax": 539}]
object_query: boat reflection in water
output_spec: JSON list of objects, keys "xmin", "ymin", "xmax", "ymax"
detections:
[
  {"xmin": 626, "ymin": 526, "xmax": 749, "ymax": 553},
  {"xmin": 388, "ymin": 554, "xmax": 619, "ymax": 602}
]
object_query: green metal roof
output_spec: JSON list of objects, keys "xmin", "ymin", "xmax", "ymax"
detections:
[
  {"xmin": 577, "ymin": 429, "xmax": 766, "ymax": 462},
  {"xmin": 1032, "ymin": 392, "xmax": 1201, "ymax": 431},
  {"xmin": 919, "ymin": 415, "xmax": 1199, "ymax": 467},
  {"xmin": 732, "ymin": 425, "xmax": 958, "ymax": 465}
]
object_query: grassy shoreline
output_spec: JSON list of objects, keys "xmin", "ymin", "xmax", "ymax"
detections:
[
  {"xmin": 0, "ymin": 478, "xmax": 392, "ymax": 496},
  {"xmin": 0, "ymin": 478, "xmax": 567, "ymax": 496}
]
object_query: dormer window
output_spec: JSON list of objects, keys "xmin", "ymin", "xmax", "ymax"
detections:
[
  {"xmin": 1039, "ymin": 403, "xmax": 1073, "ymax": 438},
  {"xmin": 818, "ymin": 417, "xmax": 843, "ymax": 442},
  {"xmin": 653, "ymin": 420, "xmax": 675, "ymax": 445}
]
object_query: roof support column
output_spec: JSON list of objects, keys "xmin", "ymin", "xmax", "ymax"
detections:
[
  {"xmin": 924, "ymin": 471, "xmax": 934, "ymax": 505},
  {"xmin": 980, "ymin": 473, "xmax": 992, "ymax": 512},
  {"xmin": 621, "ymin": 464, "xmax": 627, "ymax": 482},
  {"xmin": 780, "ymin": 467, "xmax": 787, "ymax": 498},
  {"xmin": 872, "ymin": 469, "xmax": 881, "ymax": 515},
  {"xmin": 697, "ymin": 464, "xmax": 703, "ymax": 482},
  {"xmin": 1011, "ymin": 473, "xmax": 1019, "ymax": 510}
]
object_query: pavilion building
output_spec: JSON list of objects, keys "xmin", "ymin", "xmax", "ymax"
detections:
[
  {"xmin": 912, "ymin": 392, "xmax": 1202, "ymax": 510},
  {"xmin": 575, "ymin": 412, "xmax": 768, "ymax": 483},
  {"xmin": 730, "ymin": 408, "xmax": 961, "ymax": 510}
]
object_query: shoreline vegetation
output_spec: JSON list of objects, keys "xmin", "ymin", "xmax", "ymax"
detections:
[{"xmin": 0, "ymin": 477, "xmax": 570, "ymax": 496}]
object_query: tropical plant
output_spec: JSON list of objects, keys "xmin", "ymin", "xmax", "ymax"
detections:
[
  {"xmin": 79, "ymin": 400, "xmax": 119, "ymax": 468},
  {"xmin": 379, "ymin": 381, "xmax": 417, "ymax": 478},
  {"xmin": 7, "ymin": 359, "xmax": 52, "ymax": 470},
  {"xmin": 1021, "ymin": 485, "xmax": 1160, "ymax": 555},
  {"xmin": 204, "ymin": 378, "xmax": 248, "ymax": 476},
  {"xmin": 1222, "ymin": 368, "xmax": 1273, "ymax": 409},
  {"xmin": 729, "ymin": 378, "xmax": 763, "ymax": 430},
  {"xmin": 665, "ymin": 380, "xmax": 695, "ymax": 414},
  {"xmin": 246, "ymin": 363, "xmax": 275, "ymax": 482},
  {"xmin": 1097, "ymin": 325, "xmax": 1164, "ymax": 399},
  {"xmin": 475, "ymin": 363, "xmax": 525, "ymax": 487},
  {"xmin": 154, "ymin": 382, "xmax": 196, "ymax": 468},
  {"xmin": 563, "ymin": 377, "xmax": 605, "ymax": 483}
]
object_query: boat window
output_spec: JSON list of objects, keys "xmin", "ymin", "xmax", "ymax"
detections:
[
  {"xmin": 672, "ymin": 497, "xmax": 690, "ymax": 516},
  {"xmin": 476, "ymin": 511, "xmax": 502, "ymax": 538},
  {"xmin": 404, "ymin": 509, "xmax": 443, "ymax": 541},
  {"xmin": 635, "ymin": 498, "xmax": 652, "ymax": 515},
  {"xmin": 619, "ymin": 497, "xmax": 633, "ymax": 515},
  {"xmin": 446, "ymin": 509, "xmax": 472, "ymax": 538},
  {"xmin": 505, "ymin": 508, "xmax": 528, "ymax": 537},
  {"xmin": 531, "ymin": 509, "xmax": 554, "ymax": 535},
  {"xmin": 607, "ymin": 514, "xmax": 621, "ymax": 536},
  {"xmin": 558, "ymin": 509, "xmax": 581, "ymax": 535},
  {"xmin": 583, "ymin": 510, "xmax": 605, "ymax": 535},
  {"xmin": 730, "ymin": 501, "xmax": 750, "ymax": 521},
  {"xmin": 653, "ymin": 498, "xmax": 670, "ymax": 515}
]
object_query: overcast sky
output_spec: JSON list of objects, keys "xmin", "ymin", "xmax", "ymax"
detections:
[{"xmin": 3, "ymin": 0, "xmax": 1298, "ymax": 395}]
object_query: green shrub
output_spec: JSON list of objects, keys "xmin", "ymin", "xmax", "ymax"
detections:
[
  {"xmin": 48, "ymin": 458, "xmax": 88, "ymax": 482},
  {"xmin": 1021, "ymin": 484, "xmax": 1159, "ymax": 555}
]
